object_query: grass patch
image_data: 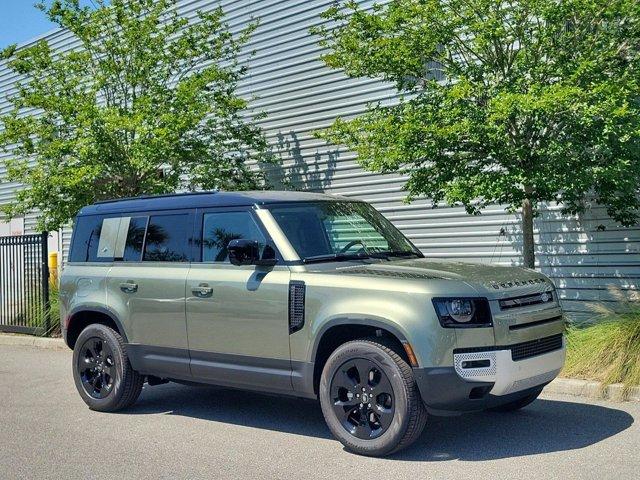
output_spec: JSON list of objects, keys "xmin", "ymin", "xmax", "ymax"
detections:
[{"xmin": 564, "ymin": 298, "xmax": 640, "ymax": 397}]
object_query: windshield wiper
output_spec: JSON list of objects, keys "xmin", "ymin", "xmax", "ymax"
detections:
[
  {"xmin": 367, "ymin": 250, "xmax": 422, "ymax": 260},
  {"xmin": 302, "ymin": 252, "xmax": 370, "ymax": 264}
]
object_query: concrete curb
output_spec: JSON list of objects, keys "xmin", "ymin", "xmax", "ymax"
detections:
[
  {"xmin": 0, "ymin": 334, "xmax": 66, "ymax": 350},
  {"xmin": 1, "ymin": 334, "xmax": 638, "ymax": 401},
  {"xmin": 546, "ymin": 377, "xmax": 640, "ymax": 402}
]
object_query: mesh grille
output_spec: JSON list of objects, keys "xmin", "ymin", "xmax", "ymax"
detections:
[
  {"xmin": 288, "ymin": 281, "xmax": 305, "ymax": 334},
  {"xmin": 510, "ymin": 334, "xmax": 563, "ymax": 361}
]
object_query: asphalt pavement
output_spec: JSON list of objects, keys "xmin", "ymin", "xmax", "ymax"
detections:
[{"xmin": 1, "ymin": 344, "xmax": 637, "ymax": 480}]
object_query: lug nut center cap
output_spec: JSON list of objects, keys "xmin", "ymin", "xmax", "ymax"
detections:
[{"xmin": 361, "ymin": 393, "xmax": 369, "ymax": 403}]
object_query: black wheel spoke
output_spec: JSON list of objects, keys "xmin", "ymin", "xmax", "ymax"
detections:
[
  {"xmin": 350, "ymin": 423, "xmax": 373, "ymax": 439},
  {"xmin": 352, "ymin": 359, "xmax": 372, "ymax": 386},
  {"xmin": 374, "ymin": 409, "xmax": 394, "ymax": 431},
  {"xmin": 330, "ymin": 356, "xmax": 395, "ymax": 440},
  {"xmin": 372, "ymin": 372, "xmax": 393, "ymax": 396},
  {"xmin": 332, "ymin": 399, "xmax": 359, "ymax": 420},
  {"xmin": 82, "ymin": 356, "xmax": 98, "ymax": 369},
  {"xmin": 91, "ymin": 375, "xmax": 101, "ymax": 391},
  {"xmin": 77, "ymin": 336, "xmax": 117, "ymax": 400},
  {"xmin": 338, "ymin": 368, "xmax": 358, "ymax": 389}
]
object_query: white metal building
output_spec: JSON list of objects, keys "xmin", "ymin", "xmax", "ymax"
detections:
[{"xmin": 0, "ymin": 0, "xmax": 638, "ymax": 320}]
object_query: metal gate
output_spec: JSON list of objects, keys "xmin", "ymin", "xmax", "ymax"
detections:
[{"xmin": 0, "ymin": 233, "xmax": 50, "ymax": 335}]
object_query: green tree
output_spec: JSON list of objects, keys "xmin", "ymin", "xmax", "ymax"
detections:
[
  {"xmin": 314, "ymin": 0, "xmax": 640, "ymax": 268},
  {"xmin": 0, "ymin": 0, "xmax": 269, "ymax": 231}
]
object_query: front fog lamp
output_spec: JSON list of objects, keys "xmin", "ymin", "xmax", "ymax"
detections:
[{"xmin": 432, "ymin": 297, "xmax": 492, "ymax": 328}]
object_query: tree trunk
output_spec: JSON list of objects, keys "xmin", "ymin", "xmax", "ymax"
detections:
[{"xmin": 521, "ymin": 195, "xmax": 535, "ymax": 269}]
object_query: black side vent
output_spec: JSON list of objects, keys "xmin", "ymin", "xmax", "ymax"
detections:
[{"xmin": 288, "ymin": 281, "xmax": 306, "ymax": 334}]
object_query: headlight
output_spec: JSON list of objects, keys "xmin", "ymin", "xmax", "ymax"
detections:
[{"xmin": 432, "ymin": 297, "xmax": 492, "ymax": 328}]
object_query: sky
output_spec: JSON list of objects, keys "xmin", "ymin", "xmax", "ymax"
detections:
[
  {"xmin": 0, "ymin": 1, "xmax": 57, "ymax": 49},
  {"xmin": 0, "ymin": 1, "xmax": 98, "ymax": 50}
]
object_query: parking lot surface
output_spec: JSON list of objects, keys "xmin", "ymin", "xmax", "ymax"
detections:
[{"xmin": 1, "ymin": 344, "xmax": 638, "ymax": 480}]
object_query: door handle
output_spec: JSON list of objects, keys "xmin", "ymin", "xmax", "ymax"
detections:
[
  {"xmin": 119, "ymin": 282, "xmax": 138, "ymax": 293},
  {"xmin": 192, "ymin": 284, "xmax": 213, "ymax": 298}
]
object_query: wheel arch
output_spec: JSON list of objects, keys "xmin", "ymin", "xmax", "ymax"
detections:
[
  {"xmin": 65, "ymin": 306, "xmax": 128, "ymax": 349},
  {"xmin": 309, "ymin": 316, "xmax": 412, "ymax": 396}
]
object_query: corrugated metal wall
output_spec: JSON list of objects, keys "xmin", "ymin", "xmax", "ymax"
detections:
[{"xmin": 2, "ymin": 0, "xmax": 639, "ymax": 320}]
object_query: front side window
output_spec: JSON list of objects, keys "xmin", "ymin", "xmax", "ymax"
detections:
[
  {"xmin": 142, "ymin": 214, "xmax": 189, "ymax": 262},
  {"xmin": 268, "ymin": 202, "xmax": 421, "ymax": 263},
  {"xmin": 202, "ymin": 211, "xmax": 266, "ymax": 262}
]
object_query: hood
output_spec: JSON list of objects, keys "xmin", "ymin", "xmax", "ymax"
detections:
[{"xmin": 310, "ymin": 258, "xmax": 552, "ymax": 296}]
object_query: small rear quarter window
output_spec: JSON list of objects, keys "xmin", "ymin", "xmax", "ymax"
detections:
[{"xmin": 69, "ymin": 215, "xmax": 107, "ymax": 262}]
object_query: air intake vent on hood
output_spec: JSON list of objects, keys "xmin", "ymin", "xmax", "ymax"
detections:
[
  {"xmin": 288, "ymin": 281, "xmax": 305, "ymax": 334},
  {"xmin": 339, "ymin": 268, "xmax": 441, "ymax": 280}
]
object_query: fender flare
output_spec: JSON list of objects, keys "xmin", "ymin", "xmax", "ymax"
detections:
[
  {"xmin": 67, "ymin": 305, "xmax": 129, "ymax": 344},
  {"xmin": 309, "ymin": 315, "xmax": 410, "ymax": 363}
]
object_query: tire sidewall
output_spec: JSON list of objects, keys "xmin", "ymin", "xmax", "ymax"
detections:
[
  {"xmin": 319, "ymin": 341, "xmax": 412, "ymax": 456},
  {"xmin": 72, "ymin": 324, "xmax": 126, "ymax": 411}
]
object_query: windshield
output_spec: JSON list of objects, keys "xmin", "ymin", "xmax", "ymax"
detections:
[{"xmin": 267, "ymin": 201, "xmax": 422, "ymax": 263}]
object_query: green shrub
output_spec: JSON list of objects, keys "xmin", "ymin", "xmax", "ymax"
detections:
[
  {"xmin": 43, "ymin": 281, "xmax": 61, "ymax": 337},
  {"xmin": 16, "ymin": 279, "xmax": 60, "ymax": 337},
  {"xmin": 564, "ymin": 293, "xmax": 640, "ymax": 397}
]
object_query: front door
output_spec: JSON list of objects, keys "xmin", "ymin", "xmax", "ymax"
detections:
[
  {"xmin": 106, "ymin": 211, "xmax": 194, "ymax": 377},
  {"xmin": 186, "ymin": 208, "xmax": 292, "ymax": 392}
]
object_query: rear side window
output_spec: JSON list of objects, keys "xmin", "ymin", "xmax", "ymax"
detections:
[
  {"xmin": 69, "ymin": 215, "xmax": 106, "ymax": 262},
  {"xmin": 202, "ymin": 211, "xmax": 266, "ymax": 262},
  {"xmin": 142, "ymin": 214, "xmax": 189, "ymax": 262}
]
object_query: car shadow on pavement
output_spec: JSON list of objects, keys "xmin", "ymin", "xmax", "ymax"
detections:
[
  {"xmin": 126, "ymin": 383, "xmax": 633, "ymax": 460},
  {"xmin": 398, "ymin": 398, "xmax": 634, "ymax": 461}
]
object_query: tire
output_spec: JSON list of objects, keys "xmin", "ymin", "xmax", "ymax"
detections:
[
  {"xmin": 487, "ymin": 388, "xmax": 543, "ymax": 412},
  {"xmin": 72, "ymin": 324, "xmax": 144, "ymax": 412},
  {"xmin": 319, "ymin": 338, "xmax": 427, "ymax": 456}
]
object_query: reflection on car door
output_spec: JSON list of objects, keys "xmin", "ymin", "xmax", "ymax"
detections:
[
  {"xmin": 186, "ymin": 208, "xmax": 292, "ymax": 392},
  {"xmin": 106, "ymin": 211, "xmax": 194, "ymax": 377}
]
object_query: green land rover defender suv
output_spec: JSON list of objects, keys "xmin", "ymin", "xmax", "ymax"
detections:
[{"xmin": 60, "ymin": 191, "xmax": 565, "ymax": 456}]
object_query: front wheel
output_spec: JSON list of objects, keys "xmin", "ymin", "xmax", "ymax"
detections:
[
  {"xmin": 72, "ymin": 324, "xmax": 144, "ymax": 412},
  {"xmin": 319, "ymin": 339, "xmax": 427, "ymax": 456}
]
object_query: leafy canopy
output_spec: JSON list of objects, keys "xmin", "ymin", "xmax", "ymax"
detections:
[
  {"xmin": 0, "ymin": 0, "xmax": 269, "ymax": 231},
  {"xmin": 314, "ymin": 0, "xmax": 640, "ymax": 225}
]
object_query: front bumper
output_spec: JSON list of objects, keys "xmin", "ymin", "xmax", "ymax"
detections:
[{"xmin": 414, "ymin": 338, "xmax": 565, "ymax": 413}]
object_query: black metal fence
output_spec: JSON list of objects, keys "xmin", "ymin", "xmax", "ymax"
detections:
[{"xmin": 0, "ymin": 233, "xmax": 50, "ymax": 335}]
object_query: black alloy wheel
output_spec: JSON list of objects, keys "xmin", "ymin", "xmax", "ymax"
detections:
[
  {"xmin": 319, "ymin": 338, "xmax": 427, "ymax": 456},
  {"xmin": 72, "ymin": 323, "xmax": 144, "ymax": 412},
  {"xmin": 330, "ymin": 358, "xmax": 395, "ymax": 439},
  {"xmin": 78, "ymin": 337, "xmax": 115, "ymax": 399}
]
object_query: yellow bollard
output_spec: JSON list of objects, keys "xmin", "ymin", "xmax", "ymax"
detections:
[{"xmin": 48, "ymin": 251, "xmax": 59, "ymax": 285}]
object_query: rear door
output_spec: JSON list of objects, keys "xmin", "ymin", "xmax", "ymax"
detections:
[
  {"xmin": 185, "ymin": 207, "xmax": 292, "ymax": 392},
  {"xmin": 106, "ymin": 210, "xmax": 194, "ymax": 378}
]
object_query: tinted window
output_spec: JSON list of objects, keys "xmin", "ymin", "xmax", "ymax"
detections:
[
  {"xmin": 202, "ymin": 211, "xmax": 266, "ymax": 262},
  {"xmin": 69, "ymin": 215, "xmax": 107, "ymax": 262},
  {"xmin": 122, "ymin": 216, "xmax": 148, "ymax": 262},
  {"xmin": 142, "ymin": 214, "xmax": 189, "ymax": 262}
]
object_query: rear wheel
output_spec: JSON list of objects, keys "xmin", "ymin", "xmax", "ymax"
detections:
[
  {"xmin": 319, "ymin": 339, "xmax": 427, "ymax": 456},
  {"xmin": 72, "ymin": 324, "xmax": 144, "ymax": 412},
  {"xmin": 487, "ymin": 388, "xmax": 543, "ymax": 412}
]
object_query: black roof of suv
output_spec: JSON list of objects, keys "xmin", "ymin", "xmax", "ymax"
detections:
[{"xmin": 78, "ymin": 190, "xmax": 349, "ymax": 215}]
